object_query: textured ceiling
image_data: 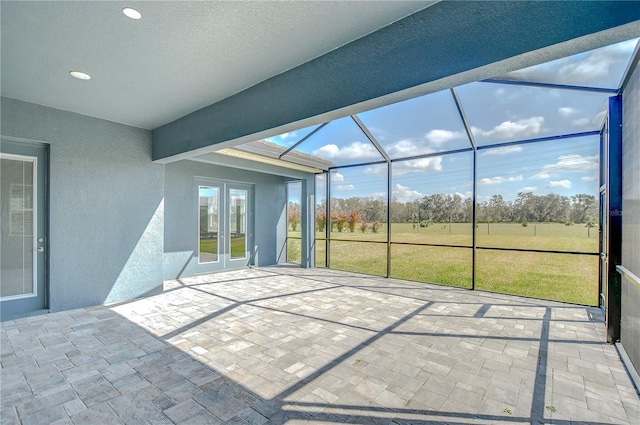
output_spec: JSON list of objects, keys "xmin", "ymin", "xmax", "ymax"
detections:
[
  {"xmin": 1, "ymin": 1, "xmax": 434, "ymax": 130},
  {"xmin": 151, "ymin": 1, "xmax": 640, "ymax": 161}
]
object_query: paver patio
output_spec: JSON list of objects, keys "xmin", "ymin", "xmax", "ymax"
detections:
[{"xmin": 1, "ymin": 266, "xmax": 639, "ymax": 424}]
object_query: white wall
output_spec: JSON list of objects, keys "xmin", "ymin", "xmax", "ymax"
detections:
[
  {"xmin": 163, "ymin": 160, "xmax": 289, "ymax": 279},
  {"xmin": 620, "ymin": 62, "xmax": 640, "ymax": 379},
  {"xmin": 1, "ymin": 97, "xmax": 165, "ymax": 311}
]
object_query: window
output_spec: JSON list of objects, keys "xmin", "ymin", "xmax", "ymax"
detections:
[{"xmin": 199, "ymin": 186, "xmax": 219, "ymax": 263}]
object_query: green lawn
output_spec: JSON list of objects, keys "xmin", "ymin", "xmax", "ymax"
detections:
[
  {"xmin": 391, "ymin": 245, "xmax": 472, "ymax": 289},
  {"xmin": 287, "ymin": 238, "xmax": 301, "ymax": 264},
  {"xmin": 308, "ymin": 222, "xmax": 597, "ymax": 252},
  {"xmin": 287, "ymin": 222, "xmax": 600, "ymax": 305},
  {"xmin": 230, "ymin": 235, "xmax": 247, "ymax": 258},
  {"xmin": 199, "ymin": 235, "xmax": 247, "ymax": 259},
  {"xmin": 199, "ymin": 238, "xmax": 218, "ymax": 255},
  {"xmin": 476, "ymin": 250, "xmax": 597, "ymax": 305}
]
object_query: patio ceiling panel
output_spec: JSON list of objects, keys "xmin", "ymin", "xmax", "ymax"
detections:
[
  {"xmin": 282, "ymin": 116, "xmax": 385, "ymax": 168},
  {"xmin": 152, "ymin": 2, "xmax": 640, "ymax": 162},
  {"xmin": 357, "ymin": 89, "xmax": 472, "ymax": 159},
  {"xmin": 455, "ymin": 82, "xmax": 612, "ymax": 147},
  {"xmin": 492, "ymin": 38, "xmax": 640, "ymax": 91}
]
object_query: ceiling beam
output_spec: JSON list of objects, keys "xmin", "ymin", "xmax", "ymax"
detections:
[{"xmin": 152, "ymin": 1, "xmax": 640, "ymax": 162}]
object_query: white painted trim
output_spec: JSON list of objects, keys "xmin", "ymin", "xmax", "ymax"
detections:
[
  {"xmin": 194, "ymin": 178, "xmax": 254, "ymax": 268},
  {"xmin": 228, "ymin": 187, "xmax": 249, "ymax": 262},
  {"xmin": 0, "ymin": 135, "xmax": 51, "ymax": 146},
  {"xmin": 617, "ymin": 265, "xmax": 640, "ymax": 287},
  {"xmin": 0, "ymin": 152, "xmax": 38, "ymax": 301},
  {"xmin": 197, "ymin": 184, "xmax": 221, "ymax": 265},
  {"xmin": 616, "ymin": 343, "xmax": 640, "ymax": 394},
  {"xmin": 193, "ymin": 175, "xmax": 255, "ymax": 187}
]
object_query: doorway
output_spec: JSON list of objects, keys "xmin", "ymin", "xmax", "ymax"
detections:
[
  {"xmin": 198, "ymin": 181, "xmax": 254, "ymax": 270},
  {"xmin": 1, "ymin": 140, "xmax": 48, "ymax": 317}
]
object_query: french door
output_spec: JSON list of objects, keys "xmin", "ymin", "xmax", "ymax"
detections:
[
  {"xmin": 198, "ymin": 181, "xmax": 253, "ymax": 270},
  {"xmin": 1, "ymin": 140, "xmax": 48, "ymax": 317}
]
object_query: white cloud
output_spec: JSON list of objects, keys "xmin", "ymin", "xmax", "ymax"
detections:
[
  {"xmin": 547, "ymin": 180, "xmax": 572, "ymax": 189},
  {"xmin": 581, "ymin": 176, "xmax": 597, "ymax": 182},
  {"xmin": 392, "ymin": 156, "xmax": 443, "ymax": 175},
  {"xmin": 330, "ymin": 171, "xmax": 344, "ymax": 182},
  {"xmin": 532, "ymin": 154, "xmax": 598, "ymax": 180},
  {"xmin": 314, "ymin": 144, "xmax": 340, "ymax": 157},
  {"xmin": 367, "ymin": 126, "xmax": 387, "ymax": 141},
  {"xmin": 479, "ymin": 175, "xmax": 523, "ymax": 185},
  {"xmin": 425, "ymin": 129, "xmax": 466, "ymax": 146},
  {"xmin": 555, "ymin": 154, "xmax": 598, "ymax": 171},
  {"xmin": 559, "ymin": 107, "xmax": 578, "ymax": 117},
  {"xmin": 313, "ymin": 141, "xmax": 379, "ymax": 160},
  {"xmin": 531, "ymin": 172, "xmax": 551, "ymax": 180},
  {"xmin": 500, "ymin": 39, "xmax": 637, "ymax": 86},
  {"xmin": 280, "ymin": 131, "xmax": 297, "ymax": 140},
  {"xmin": 474, "ymin": 116, "xmax": 544, "ymax": 140},
  {"xmin": 455, "ymin": 191, "xmax": 473, "ymax": 199},
  {"xmin": 335, "ymin": 184, "xmax": 355, "ymax": 191},
  {"xmin": 571, "ymin": 118, "xmax": 591, "ymax": 128},
  {"xmin": 594, "ymin": 109, "xmax": 607, "ymax": 127},
  {"xmin": 481, "ymin": 145, "xmax": 523, "ymax": 156},
  {"xmin": 520, "ymin": 186, "xmax": 539, "ymax": 192},
  {"xmin": 368, "ymin": 191, "xmax": 388, "ymax": 200},
  {"xmin": 316, "ymin": 172, "xmax": 344, "ymax": 184},
  {"xmin": 363, "ymin": 163, "xmax": 388, "ymax": 176},
  {"xmin": 392, "ymin": 183, "xmax": 424, "ymax": 203},
  {"xmin": 384, "ymin": 138, "xmax": 440, "ymax": 158},
  {"xmin": 384, "ymin": 139, "xmax": 421, "ymax": 157},
  {"xmin": 558, "ymin": 48, "xmax": 623, "ymax": 84}
]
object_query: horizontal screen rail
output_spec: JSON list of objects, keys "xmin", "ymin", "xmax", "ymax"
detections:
[
  {"xmin": 328, "ymin": 239, "xmax": 388, "ymax": 244},
  {"xmin": 314, "ymin": 238, "xmax": 598, "ymax": 256},
  {"xmin": 389, "ymin": 241, "xmax": 472, "ymax": 249},
  {"xmin": 476, "ymin": 246, "xmax": 598, "ymax": 256}
]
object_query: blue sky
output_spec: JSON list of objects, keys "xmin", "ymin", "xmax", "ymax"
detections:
[{"xmin": 276, "ymin": 38, "xmax": 637, "ymax": 204}]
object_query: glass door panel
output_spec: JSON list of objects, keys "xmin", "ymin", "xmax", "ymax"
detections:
[
  {"xmin": 1, "ymin": 141, "xmax": 47, "ymax": 317},
  {"xmin": 229, "ymin": 188, "xmax": 247, "ymax": 259},
  {"xmin": 198, "ymin": 186, "xmax": 220, "ymax": 264},
  {"xmin": 1, "ymin": 156, "xmax": 35, "ymax": 298}
]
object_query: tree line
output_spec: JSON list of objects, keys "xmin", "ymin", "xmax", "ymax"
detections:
[
  {"xmin": 391, "ymin": 192, "xmax": 597, "ymax": 224},
  {"xmin": 288, "ymin": 192, "xmax": 598, "ymax": 231}
]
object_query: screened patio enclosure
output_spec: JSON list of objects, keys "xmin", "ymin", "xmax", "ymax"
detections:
[{"xmin": 235, "ymin": 37, "xmax": 638, "ymax": 307}]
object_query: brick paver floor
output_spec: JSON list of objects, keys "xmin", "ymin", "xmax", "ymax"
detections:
[{"xmin": 1, "ymin": 266, "xmax": 639, "ymax": 424}]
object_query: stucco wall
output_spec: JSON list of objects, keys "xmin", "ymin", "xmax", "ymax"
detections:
[
  {"xmin": 1, "ymin": 97, "xmax": 165, "ymax": 311},
  {"xmin": 620, "ymin": 63, "xmax": 640, "ymax": 377},
  {"xmin": 622, "ymin": 66, "xmax": 640, "ymax": 278},
  {"xmin": 163, "ymin": 160, "xmax": 288, "ymax": 279}
]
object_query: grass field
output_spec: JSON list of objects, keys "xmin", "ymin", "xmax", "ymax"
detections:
[
  {"xmin": 318, "ymin": 222, "xmax": 597, "ymax": 252},
  {"xmin": 288, "ymin": 221, "xmax": 599, "ymax": 305},
  {"xmin": 200, "ymin": 235, "xmax": 247, "ymax": 259}
]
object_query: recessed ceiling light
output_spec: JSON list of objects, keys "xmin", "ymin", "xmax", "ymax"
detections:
[
  {"xmin": 69, "ymin": 71, "xmax": 91, "ymax": 80},
  {"xmin": 122, "ymin": 7, "xmax": 141, "ymax": 20}
]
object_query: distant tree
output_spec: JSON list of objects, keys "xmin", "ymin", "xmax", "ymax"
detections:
[
  {"xmin": 534, "ymin": 193, "xmax": 570, "ymax": 222},
  {"xmin": 363, "ymin": 197, "xmax": 386, "ymax": 222},
  {"xmin": 288, "ymin": 202, "xmax": 301, "ymax": 231},
  {"xmin": 316, "ymin": 210, "xmax": 327, "ymax": 232},
  {"xmin": 391, "ymin": 197, "xmax": 407, "ymax": 223},
  {"xmin": 487, "ymin": 194, "xmax": 509, "ymax": 222},
  {"xmin": 462, "ymin": 198, "xmax": 474, "ymax": 222},
  {"xmin": 347, "ymin": 209, "xmax": 361, "ymax": 233},
  {"xmin": 326, "ymin": 190, "xmax": 591, "ymax": 227},
  {"xmin": 371, "ymin": 220, "xmax": 381, "ymax": 233},
  {"xmin": 570, "ymin": 194, "xmax": 597, "ymax": 223},
  {"xmin": 359, "ymin": 221, "xmax": 369, "ymax": 233},
  {"xmin": 332, "ymin": 210, "xmax": 347, "ymax": 232},
  {"xmin": 514, "ymin": 192, "xmax": 535, "ymax": 222}
]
